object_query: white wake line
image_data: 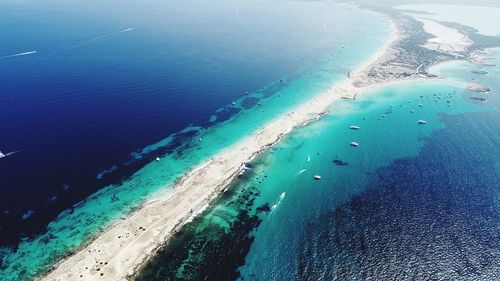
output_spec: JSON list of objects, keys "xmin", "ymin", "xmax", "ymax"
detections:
[
  {"xmin": 1, "ymin": 27, "xmax": 133, "ymax": 59},
  {"xmin": 1, "ymin": 51, "xmax": 37, "ymax": 58},
  {"xmin": 58, "ymin": 27, "xmax": 134, "ymax": 54},
  {"xmin": 0, "ymin": 150, "xmax": 21, "ymax": 158},
  {"xmin": 268, "ymin": 192, "xmax": 286, "ymax": 218}
]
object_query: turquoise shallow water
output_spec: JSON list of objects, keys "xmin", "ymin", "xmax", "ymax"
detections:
[
  {"xmin": 238, "ymin": 81, "xmax": 488, "ymax": 280},
  {"xmin": 136, "ymin": 50, "xmax": 500, "ymax": 280},
  {"xmin": 238, "ymin": 54, "xmax": 500, "ymax": 280},
  {"xmin": 0, "ymin": 3, "xmax": 391, "ymax": 281}
]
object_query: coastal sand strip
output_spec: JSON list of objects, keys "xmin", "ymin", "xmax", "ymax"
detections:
[{"xmin": 41, "ymin": 18, "xmax": 398, "ymax": 281}]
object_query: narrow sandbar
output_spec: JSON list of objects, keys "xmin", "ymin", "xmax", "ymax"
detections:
[{"xmin": 40, "ymin": 14, "xmax": 446, "ymax": 281}]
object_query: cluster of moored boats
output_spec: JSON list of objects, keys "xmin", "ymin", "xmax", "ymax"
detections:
[{"xmin": 313, "ymin": 107, "xmax": 431, "ymax": 180}]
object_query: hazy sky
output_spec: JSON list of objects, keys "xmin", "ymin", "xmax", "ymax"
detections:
[{"xmin": 338, "ymin": 0, "xmax": 500, "ymax": 8}]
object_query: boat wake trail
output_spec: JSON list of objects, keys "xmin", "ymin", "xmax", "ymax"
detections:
[
  {"xmin": 0, "ymin": 150, "xmax": 21, "ymax": 159},
  {"xmin": 1, "ymin": 51, "xmax": 37, "ymax": 59},
  {"xmin": 268, "ymin": 192, "xmax": 286, "ymax": 219},
  {"xmin": 297, "ymin": 169, "xmax": 307, "ymax": 175},
  {"xmin": 58, "ymin": 27, "xmax": 134, "ymax": 54}
]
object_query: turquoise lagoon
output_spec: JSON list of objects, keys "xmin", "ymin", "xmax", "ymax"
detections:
[
  {"xmin": 0, "ymin": 2, "xmax": 391, "ymax": 281},
  {"xmin": 137, "ymin": 52, "xmax": 500, "ymax": 279}
]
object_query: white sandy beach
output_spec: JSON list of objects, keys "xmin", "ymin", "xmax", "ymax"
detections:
[{"xmin": 41, "ymin": 17, "xmax": 409, "ymax": 281}]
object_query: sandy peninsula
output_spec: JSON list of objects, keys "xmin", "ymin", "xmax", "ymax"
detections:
[{"xmin": 40, "ymin": 11, "xmax": 463, "ymax": 281}]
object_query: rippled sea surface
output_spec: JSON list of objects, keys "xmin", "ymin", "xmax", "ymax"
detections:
[
  {"xmin": 0, "ymin": 0, "xmax": 390, "ymax": 280},
  {"xmin": 136, "ymin": 50, "xmax": 500, "ymax": 280}
]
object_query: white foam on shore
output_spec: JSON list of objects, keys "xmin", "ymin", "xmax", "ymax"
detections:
[{"xmin": 185, "ymin": 203, "xmax": 210, "ymax": 224}]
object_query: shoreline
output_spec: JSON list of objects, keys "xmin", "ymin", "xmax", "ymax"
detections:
[{"xmin": 39, "ymin": 12, "xmax": 453, "ymax": 281}]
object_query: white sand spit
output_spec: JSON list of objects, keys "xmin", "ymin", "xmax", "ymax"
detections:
[{"xmin": 41, "ymin": 17, "xmax": 420, "ymax": 281}]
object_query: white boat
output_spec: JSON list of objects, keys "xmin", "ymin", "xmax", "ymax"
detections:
[
  {"xmin": 417, "ymin": 120, "xmax": 427, "ymax": 124},
  {"xmin": 155, "ymin": 156, "xmax": 160, "ymax": 162},
  {"xmin": 279, "ymin": 192, "xmax": 286, "ymax": 200},
  {"xmin": 349, "ymin": 125, "xmax": 360, "ymax": 130},
  {"xmin": 0, "ymin": 150, "xmax": 18, "ymax": 159},
  {"xmin": 314, "ymin": 175, "xmax": 321, "ymax": 180},
  {"xmin": 350, "ymin": 142, "xmax": 359, "ymax": 147}
]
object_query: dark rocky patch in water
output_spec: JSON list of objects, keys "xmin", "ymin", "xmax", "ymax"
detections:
[
  {"xmin": 211, "ymin": 106, "xmax": 241, "ymax": 124},
  {"xmin": 332, "ymin": 159, "xmax": 348, "ymax": 166},
  {"xmin": 470, "ymin": 96, "xmax": 487, "ymax": 101},
  {"xmin": 240, "ymin": 96, "xmax": 259, "ymax": 109},
  {"xmin": 135, "ymin": 180, "xmax": 269, "ymax": 281},
  {"xmin": 296, "ymin": 112, "xmax": 500, "ymax": 280},
  {"xmin": 471, "ymin": 70, "xmax": 489, "ymax": 75}
]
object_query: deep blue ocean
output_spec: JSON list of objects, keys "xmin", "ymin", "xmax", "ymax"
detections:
[
  {"xmin": 0, "ymin": 0, "xmax": 357, "ymax": 246},
  {"xmin": 3, "ymin": 1, "xmax": 499, "ymax": 280}
]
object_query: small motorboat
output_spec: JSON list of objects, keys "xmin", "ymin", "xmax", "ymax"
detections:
[
  {"xmin": 155, "ymin": 156, "xmax": 160, "ymax": 162},
  {"xmin": 350, "ymin": 142, "xmax": 359, "ymax": 147},
  {"xmin": 417, "ymin": 120, "xmax": 427, "ymax": 125},
  {"xmin": 314, "ymin": 175, "xmax": 321, "ymax": 180},
  {"xmin": 349, "ymin": 125, "xmax": 360, "ymax": 130}
]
